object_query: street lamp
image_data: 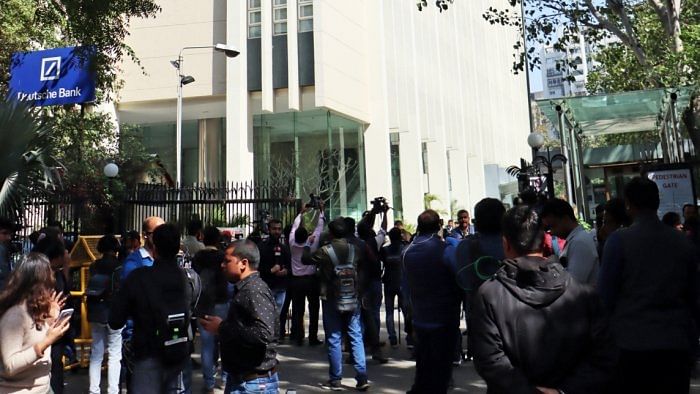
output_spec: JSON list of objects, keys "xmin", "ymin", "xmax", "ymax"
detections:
[
  {"xmin": 171, "ymin": 43, "xmax": 240, "ymax": 185},
  {"xmin": 527, "ymin": 132, "xmax": 567, "ymax": 200},
  {"xmin": 103, "ymin": 162, "xmax": 119, "ymax": 178}
]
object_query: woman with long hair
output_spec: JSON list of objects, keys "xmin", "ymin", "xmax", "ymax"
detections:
[{"xmin": 0, "ymin": 253, "xmax": 70, "ymax": 393}]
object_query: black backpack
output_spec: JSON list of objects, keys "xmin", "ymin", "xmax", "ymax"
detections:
[
  {"xmin": 144, "ymin": 268, "xmax": 193, "ymax": 366},
  {"xmin": 86, "ymin": 268, "xmax": 120, "ymax": 324},
  {"xmin": 324, "ymin": 244, "xmax": 358, "ymax": 312}
]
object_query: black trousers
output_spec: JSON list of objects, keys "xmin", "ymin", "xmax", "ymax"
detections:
[
  {"xmin": 289, "ymin": 275, "xmax": 320, "ymax": 341},
  {"xmin": 611, "ymin": 349, "xmax": 691, "ymax": 394},
  {"xmin": 50, "ymin": 342, "xmax": 65, "ymax": 394},
  {"xmin": 408, "ymin": 325, "xmax": 458, "ymax": 394}
]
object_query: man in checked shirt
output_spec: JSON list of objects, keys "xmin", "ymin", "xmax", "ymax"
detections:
[{"xmin": 199, "ymin": 239, "xmax": 280, "ymax": 394}]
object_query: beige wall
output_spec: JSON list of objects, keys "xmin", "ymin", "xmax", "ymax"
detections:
[{"xmin": 118, "ymin": 0, "xmax": 227, "ymax": 103}]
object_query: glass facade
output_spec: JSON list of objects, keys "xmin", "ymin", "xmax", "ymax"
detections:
[
  {"xmin": 389, "ymin": 132, "xmax": 404, "ymax": 220},
  {"xmin": 125, "ymin": 118, "xmax": 226, "ymax": 185},
  {"xmin": 254, "ymin": 110, "xmax": 367, "ymax": 218}
]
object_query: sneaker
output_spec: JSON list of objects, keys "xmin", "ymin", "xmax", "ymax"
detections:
[
  {"xmin": 356, "ymin": 380, "xmax": 370, "ymax": 391},
  {"xmin": 309, "ymin": 338, "xmax": 324, "ymax": 346},
  {"xmin": 319, "ymin": 380, "xmax": 343, "ymax": 391}
]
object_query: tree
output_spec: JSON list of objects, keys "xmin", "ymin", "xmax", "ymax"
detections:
[
  {"xmin": 1, "ymin": 0, "xmax": 161, "ymax": 99},
  {"xmin": 1, "ymin": 1, "xmax": 162, "ymax": 231},
  {"xmin": 483, "ymin": 0, "xmax": 689, "ymax": 87},
  {"xmin": 0, "ymin": 102, "xmax": 59, "ymax": 220},
  {"xmin": 483, "ymin": 0, "xmax": 700, "ymax": 151}
]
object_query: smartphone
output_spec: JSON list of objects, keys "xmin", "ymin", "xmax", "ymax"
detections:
[{"xmin": 57, "ymin": 308, "xmax": 74, "ymax": 322}]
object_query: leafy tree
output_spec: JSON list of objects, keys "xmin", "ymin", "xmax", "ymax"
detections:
[
  {"xmin": 1, "ymin": 0, "xmax": 160, "ymax": 99},
  {"xmin": 0, "ymin": 0, "xmax": 162, "ymax": 231},
  {"xmin": 482, "ymin": 0, "xmax": 700, "ymax": 152},
  {"xmin": 0, "ymin": 102, "xmax": 59, "ymax": 220}
]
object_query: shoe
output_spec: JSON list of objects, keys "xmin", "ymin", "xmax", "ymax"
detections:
[
  {"xmin": 389, "ymin": 338, "xmax": 398, "ymax": 349},
  {"xmin": 372, "ymin": 353, "xmax": 389, "ymax": 364},
  {"xmin": 356, "ymin": 380, "xmax": 370, "ymax": 391},
  {"xmin": 309, "ymin": 338, "xmax": 323, "ymax": 346},
  {"xmin": 452, "ymin": 358, "xmax": 462, "ymax": 367},
  {"xmin": 319, "ymin": 380, "xmax": 343, "ymax": 391}
]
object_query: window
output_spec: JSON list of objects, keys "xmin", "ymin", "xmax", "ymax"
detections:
[
  {"xmin": 299, "ymin": 0, "xmax": 313, "ymax": 32},
  {"xmin": 248, "ymin": 0, "xmax": 261, "ymax": 38},
  {"xmin": 273, "ymin": 0, "xmax": 287, "ymax": 35}
]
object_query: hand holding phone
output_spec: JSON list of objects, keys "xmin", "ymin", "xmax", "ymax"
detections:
[{"xmin": 57, "ymin": 308, "xmax": 74, "ymax": 323}]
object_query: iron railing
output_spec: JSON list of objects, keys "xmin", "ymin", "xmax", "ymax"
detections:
[{"xmin": 18, "ymin": 182, "xmax": 302, "ymax": 243}]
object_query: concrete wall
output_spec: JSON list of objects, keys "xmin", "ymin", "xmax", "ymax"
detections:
[{"xmin": 119, "ymin": 0, "xmax": 227, "ymax": 103}]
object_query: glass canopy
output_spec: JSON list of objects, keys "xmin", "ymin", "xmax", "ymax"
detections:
[{"xmin": 537, "ymin": 86, "xmax": 696, "ymax": 137}]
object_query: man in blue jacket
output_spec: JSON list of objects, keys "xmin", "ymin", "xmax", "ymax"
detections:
[{"xmin": 403, "ymin": 210, "xmax": 461, "ymax": 394}]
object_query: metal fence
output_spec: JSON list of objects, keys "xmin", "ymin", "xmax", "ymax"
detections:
[
  {"xmin": 122, "ymin": 182, "xmax": 302, "ymax": 236},
  {"xmin": 18, "ymin": 182, "xmax": 302, "ymax": 242}
]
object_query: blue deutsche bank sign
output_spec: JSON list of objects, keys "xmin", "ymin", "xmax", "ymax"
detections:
[{"xmin": 9, "ymin": 46, "xmax": 96, "ymax": 106}]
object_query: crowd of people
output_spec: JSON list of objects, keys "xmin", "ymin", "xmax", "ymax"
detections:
[{"xmin": 0, "ymin": 176, "xmax": 697, "ymax": 393}]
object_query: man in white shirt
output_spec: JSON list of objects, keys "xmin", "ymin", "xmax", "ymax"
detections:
[
  {"xmin": 287, "ymin": 204, "xmax": 325, "ymax": 346},
  {"xmin": 542, "ymin": 199, "xmax": 599, "ymax": 286}
]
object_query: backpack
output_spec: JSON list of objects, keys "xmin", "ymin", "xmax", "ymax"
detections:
[
  {"xmin": 144, "ymin": 268, "xmax": 193, "ymax": 366},
  {"xmin": 324, "ymin": 244, "xmax": 358, "ymax": 312},
  {"xmin": 455, "ymin": 234, "xmax": 502, "ymax": 293},
  {"xmin": 86, "ymin": 267, "xmax": 120, "ymax": 324}
]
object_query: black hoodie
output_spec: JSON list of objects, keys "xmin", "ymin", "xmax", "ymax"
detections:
[{"xmin": 471, "ymin": 255, "xmax": 616, "ymax": 394}]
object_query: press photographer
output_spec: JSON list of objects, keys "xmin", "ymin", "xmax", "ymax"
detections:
[{"xmin": 355, "ymin": 197, "xmax": 390, "ymax": 363}]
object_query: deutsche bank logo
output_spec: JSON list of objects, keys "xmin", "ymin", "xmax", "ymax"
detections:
[{"xmin": 40, "ymin": 57, "xmax": 61, "ymax": 81}]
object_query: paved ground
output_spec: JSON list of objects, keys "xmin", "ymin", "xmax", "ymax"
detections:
[{"xmin": 66, "ymin": 307, "xmax": 700, "ymax": 393}]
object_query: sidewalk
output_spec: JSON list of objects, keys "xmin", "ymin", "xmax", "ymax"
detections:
[{"xmin": 67, "ymin": 307, "xmax": 700, "ymax": 393}]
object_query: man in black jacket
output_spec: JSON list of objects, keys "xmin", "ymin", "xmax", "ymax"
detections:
[
  {"xmin": 192, "ymin": 226, "xmax": 228, "ymax": 393},
  {"xmin": 109, "ymin": 223, "xmax": 193, "ymax": 393},
  {"xmin": 199, "ymin": 239, "xmax": 279, "ymax": 393},
  {"xmin": 471, "ymin": 205, "xmax": 616, "ymax": 394}
]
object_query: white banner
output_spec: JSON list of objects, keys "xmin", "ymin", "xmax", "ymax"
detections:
[{"xmin": 647, "ymin": 168, "xmax": 695, "ymax": 219}]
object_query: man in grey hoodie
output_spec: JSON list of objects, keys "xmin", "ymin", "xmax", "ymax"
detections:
[{"xmin": 471, "ymin": 205, "xmax": 616, "ymax": 394}]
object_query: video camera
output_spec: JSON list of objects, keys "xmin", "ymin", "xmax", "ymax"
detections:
[
  {"xmin": 306, "ymin": 194, "xmax": 321, "ymax": 209},
  {"xmin": 370, "ymin": 196, "xmax": 390, "ymax": 214},
  {"xmin": 253, "ymin": 209, "xmax": 271, "ymax": 235}
]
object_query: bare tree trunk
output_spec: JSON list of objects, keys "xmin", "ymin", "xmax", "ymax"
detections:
[{"xmin": 667, "ymin": 0, "xmax": 684, "ymax": 53}]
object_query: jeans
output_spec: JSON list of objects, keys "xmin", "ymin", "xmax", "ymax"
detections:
[
  {"xmin": 89, "ymin": 324, "xmax": 123, "ymax": 394},
  {"xmin": 131, "ymin": 357, "xmax": 185, "ymax": 394},
  {"xmin": 197, "ymin": 303, "xmax": 230, "ymax": 390},
  {"xmin": 321, "ymin": 300, "xmax": 367, "ymax": 383},
  {"xmin": 225, "ymin": 372, "xmax": 279, "ymax": 393},
  {"xmin": 408, "ymin": 325, "xmax": 458, "ymax": 394},
  {"xmin": 384, "ymin": 284, "xmax": 409, "ymax": 343},
  {"xmin": 271, "ymin": 289, "xmax": 286, "ymax": 315},
  {"xmin": 289, "ymin": 275, "xmax": 320, "ymax": 341}
]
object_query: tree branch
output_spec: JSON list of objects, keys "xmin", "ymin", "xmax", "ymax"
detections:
[{"xmin": 647, "ymin": 0, "xmax": 672, "ymax": 36}]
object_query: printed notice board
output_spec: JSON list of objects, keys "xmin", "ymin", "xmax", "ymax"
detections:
[{"xmin": 646, "ymin": 166, "xmax": 696, "ymax": 219}]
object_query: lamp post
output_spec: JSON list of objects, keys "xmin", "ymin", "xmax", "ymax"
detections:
[
  {"xmin": 527, "ymin": 132, "xmax": 567, "ymax": 200},
  {"xmin": 171, "ymin": 43, "xmax": 240, "ymax": 185},
  {"xmin": 103, "ymin": 163, "xmax": 119, "ymax": 233}
]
